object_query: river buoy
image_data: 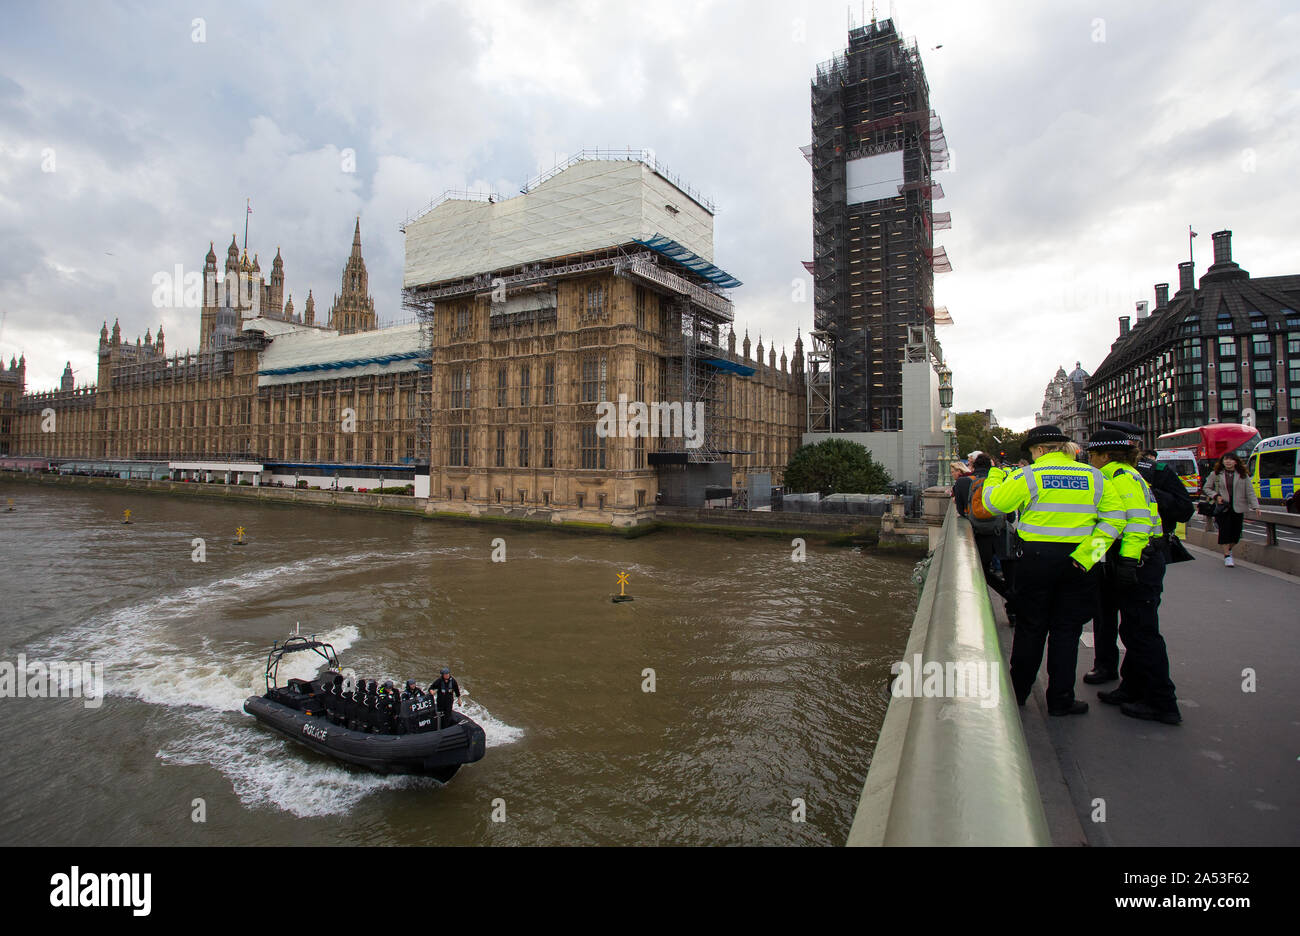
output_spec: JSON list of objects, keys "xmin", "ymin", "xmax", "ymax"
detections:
[
  {"xmin": 122, "ymin": 509, "xmax": 133, "ymax": 525},
  {"xmin": 233, "ymin": 525, "xmax": 247, "ymax": 546},
  {"xmin": 612, "ymin": 571, "xmax": 633, "ymax": 602}
]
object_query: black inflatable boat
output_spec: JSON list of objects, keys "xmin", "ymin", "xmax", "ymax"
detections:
[{"xmin": 243, "ymin": 635, "xmax": 486, "ymax": 783}]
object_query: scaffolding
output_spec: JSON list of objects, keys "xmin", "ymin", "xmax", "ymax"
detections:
[{"xmin": 808, "ymin": 17, "xmax": 952, "ymax": 433}]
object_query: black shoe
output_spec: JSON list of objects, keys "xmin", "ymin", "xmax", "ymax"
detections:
[
  {"xmin": 1082, "ymin": 668, "xmax": 1118, "ymax": 685},
  {"xmin": 1098, "ymin": 688, "xmax": 1135, "ymax": 705},
  {"xmin": 1048, "ymin": 700, "xmax": 1089, "ymax": 716},
  {"xmin": 1120, "ymin": 702, "xmax": 1182, "ymax": 725}
]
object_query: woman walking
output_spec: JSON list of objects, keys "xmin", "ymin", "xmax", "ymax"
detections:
[{"xmin": 1202, "ymin": 453, "xmax": 1258, "ymax": 566}]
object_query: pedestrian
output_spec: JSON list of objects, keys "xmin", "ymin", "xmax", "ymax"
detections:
[
  {"xmin": 981, "ymin": 424, "xmax": 1122, "ymax": 715},
  {"xmin": 431, "ymin": 666, "xmax": 460, "ymax": 726},
  {"xmin": 956, "ymin": 453, "xmax": 1013, "ymax": 609},
  {"xmin": 1202, "ymin": 453, "xmax": 1258, "ymax": 566},
  {"xmin": 1083, "ymin": 429, "xmax": 1182, "ymax": 725}
]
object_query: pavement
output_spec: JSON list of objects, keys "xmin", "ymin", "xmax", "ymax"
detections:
[{"xmin": 996, "ymin": 544, "xmax": 1300, "ymax": 846}]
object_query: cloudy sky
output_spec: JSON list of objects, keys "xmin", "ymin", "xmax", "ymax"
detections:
[{"xmin": 2, "ymin": 0, "xmax": 1297, "ymax": 428}]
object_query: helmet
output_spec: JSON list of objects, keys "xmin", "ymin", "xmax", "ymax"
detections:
[{"xmin": 440, "ymin": 667, "xmax": 450, "ymax": 676}]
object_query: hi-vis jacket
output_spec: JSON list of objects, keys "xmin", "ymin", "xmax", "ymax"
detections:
[
  {"xmin": 1100, "ymin": 461, "xmax": 1159, "ymax": 560},
  {"xmin": 981, "ymin": 452, "xmax": 1124, "ymax": 570}
]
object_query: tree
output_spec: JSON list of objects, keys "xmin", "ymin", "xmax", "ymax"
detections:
[
  {"xmin": 783, "ymin": 437, "xmax": 893, "ymax": 496},
  {"xmin": 954, "ymin": 412, "xmax": 1030, "ymax": 465}
]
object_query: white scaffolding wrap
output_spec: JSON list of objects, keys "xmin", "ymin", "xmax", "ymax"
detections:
[{"xmin": 402, "ymin": 159, "xmax": 715, "ymax": 287}]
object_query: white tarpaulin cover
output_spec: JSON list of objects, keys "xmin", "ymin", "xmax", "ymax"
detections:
[
  {"xmin": 403, "ymin": 159, "xmax": 715, "ymax": 288},
  {"xmin": 846, "ymin": 150, "xmax": 905, "ymax": 205},
  {"xmin": 257, "ymin": 323, "xmax": 423, "ymax": 387}
]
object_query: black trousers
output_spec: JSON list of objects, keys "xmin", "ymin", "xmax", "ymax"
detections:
[
  {"xmin": 436, "ymin": 696, "xmax": 455, "ymax": 725},
  {"xmin": 1093, "ymin": 574, "xmax": 1121, "ymax": 675},
  {"xmin": 974, "ymin": 532, "xmax": 1010, "ymax": 600},
  {"xmin": 1114, "ymin": 549, "xmax": 1178, "ymax": 711},
  {"xmin": 1010, "ymin": 543, "xmax": 1098, "ymax": 709}
]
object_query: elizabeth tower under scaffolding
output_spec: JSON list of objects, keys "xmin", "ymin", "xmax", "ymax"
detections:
[{"xmin": 808, "ymin": 18, "xmax": 950, "ymax": 433}]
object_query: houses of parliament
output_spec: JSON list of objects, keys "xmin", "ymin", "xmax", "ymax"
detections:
[{"xmin": 1, "ymin": 191, "xmax": 806, "ymax": 521}]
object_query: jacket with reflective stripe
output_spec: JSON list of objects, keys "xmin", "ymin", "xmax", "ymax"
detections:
[
  {"xmin": 981, "ymin": 452, "xmax": 1122, "ymax": 570},
  {"xmin": 1102, "ymin": 461, "xmax": 1158, "ymax": 560}
]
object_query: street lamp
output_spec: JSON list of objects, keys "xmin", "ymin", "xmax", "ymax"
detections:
[{"xmin": 937, "ymin": 365, "xmax": 955, "ymax": 484}]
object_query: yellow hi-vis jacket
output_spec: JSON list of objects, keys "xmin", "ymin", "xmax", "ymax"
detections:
[
  {"xmin": 1100, "ymin": 460, "xmax": 1159, "ymax": 560},
  {"xmin": 981, "ymin": 451, "xmax": 1123, "ymax": 570}
]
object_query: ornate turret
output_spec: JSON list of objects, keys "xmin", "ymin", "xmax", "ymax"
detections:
[
  {"xmin": 144, "ymin": 328, "xmax": 152, "ymax": 346},
  {"xmin": 742, "ymin": 330, "xmax": 751, "ymax": 360},
  {"xmin": 780, "ymin": 347, "xmax": 788, "ymax": 373},
  {"xmin": 99, "ymin": 321, "xmax": 109, "ymax": 346},
  {"xmin": 769, "ymin": 346, "xmax": 776, "ymax": 369},
  {"xmin": 225, "ymin": 235, "xmax": 239, "ymax": 273},
  {"xmin": 155, "ymin": 325, "xmax": 165, "ymax": 357},
  {"xmin": 328, "ymin": 218, "xmax": 377, "ymax": 334},
  {"xmin": 111, "ymin": 319, "xmax": 121, "ymax": 344},
  {"xmin": 60, "ymin": 362, "xmax": 74, "ymax": 391},
  {"xmin": 728, "ymin": 326, "xmax": 736, "ymax": 355},
  {"xmin": 270, "ymin": 246, "xmax": 284, "ymax": 314},
  {"xmin": 755, "ymin": 334, "xmax": 764, "ymax": 363},
  {"xmin": 304, "ymin": 290, "xmax": 316, "ymax": 326},
  {"xmin": 792, "ymin": 330, "xmax": 804, "ymax": 374},
  {"xmin": 284, "ymin": 294, "xmax": 294, "ymax": 321}
]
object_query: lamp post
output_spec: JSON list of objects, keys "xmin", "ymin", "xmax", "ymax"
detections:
[{"xmin": 937, "ymin": 364, "xmax": 955, "ymax": 485}]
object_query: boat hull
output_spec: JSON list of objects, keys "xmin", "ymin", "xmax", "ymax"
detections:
[{"xmin": 243, "ymin": 695, "xmax": 486, "ymax": 781}]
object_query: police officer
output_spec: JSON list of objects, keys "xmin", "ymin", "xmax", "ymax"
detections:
[
  {"xmin": 1084, "ymin": 422, "xmax": 1193, "ymax": 685},
  {"xmin": 982, "ymin": 424, "xmax": 1124, "ymax": 715},
  {"xmin": 1084, "ymin": 430, "xmax": 1182, "ymax": 725},
  {"xmin": 431, "ymin": 667, "xmax": 460, "ymax": 726}
]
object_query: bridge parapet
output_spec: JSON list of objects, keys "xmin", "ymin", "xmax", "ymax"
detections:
[{"xmin": 847, "ymin": 503, "xmax": 1050, "ymax": 846}]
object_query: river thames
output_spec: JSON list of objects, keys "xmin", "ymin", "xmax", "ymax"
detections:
[{"xmin": 0, "ymin": 482, "xmax": 916, "ymax": 845}]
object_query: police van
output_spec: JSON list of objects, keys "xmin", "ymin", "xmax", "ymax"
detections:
[
  {"xmin": 1246, "ymin": 433, "xmax": 1300, "ymax": 505},
  {"xmin": 1155, "ymin": 448, "xmax": 1200, "ymax": 495}
]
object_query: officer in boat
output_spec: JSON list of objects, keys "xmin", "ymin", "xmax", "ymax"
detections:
[
  {"xmin": 401, "ymin": 678, "xmax": 423, "ymax": 700},
  {"xmin": 431, "ymin": 667, "xmax": 460, "ymax": 727}
]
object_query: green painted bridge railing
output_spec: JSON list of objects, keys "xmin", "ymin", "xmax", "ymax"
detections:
[{"xmin": 847, "ymin": 503, "xmax": 1050, "ymax": 846}]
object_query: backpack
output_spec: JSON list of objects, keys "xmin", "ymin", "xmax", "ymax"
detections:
[{"xmin": 967, "ymin": 476, "xmax": 1005, "ymax": 534}]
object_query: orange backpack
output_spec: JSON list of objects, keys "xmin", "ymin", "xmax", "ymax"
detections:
[{"xmin": 968, "ymin": 476, "xmax": 996, "ymax": 521}]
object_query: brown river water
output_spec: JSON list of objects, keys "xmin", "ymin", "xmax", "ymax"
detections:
[{"xmin": 0, "ymin": 481, "xmax": 916, "ymax": 845}]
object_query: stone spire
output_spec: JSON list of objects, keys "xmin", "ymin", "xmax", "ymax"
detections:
[
  {"xmin": 304, "ymin": 290, "xmax": 316, "ymax": 326},
  {"xmin": 780, "ymin": 347, "xmax": 788, "ymax": 373},
  {"xmin": 728, "ymin": 326, "xmax": 736, "ymax": 355},
  {"xmin": 225, "ymin": 235, "xmax": 239, "ymax": 273},
  {"xmin": 270, "ymin": 246, "xmax": 284, "ymax": 314},
  {"xmin": 99, "ymin": 321, "xmax": 109, "ymax": 345},
  {"xmin": 111, "ymin": 318, "xmax": 121, "ymax": 344},
  {"xmin": 156, "ymin": 324, "xmax": 165, "ymax": 356},
  {"xmin": 742, "ymin": 330, "xmax": 751, "ymax": 360},
  {"xmin": 60, "ymin": 362, "xmax": 74, "ymax": 391},
  {"xmin": 328, "ymin": 217, "xmax": 377, "ymax": 334}
]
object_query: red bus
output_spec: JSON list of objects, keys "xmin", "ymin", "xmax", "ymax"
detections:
[{"xmin": 1156, "ymin": 423, "xmax": 1261, "ymax": 486}]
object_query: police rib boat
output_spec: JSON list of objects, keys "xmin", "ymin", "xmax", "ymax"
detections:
[{"xmin": 243, "ymin": 635, "xmax": 486, "ymax": 783}]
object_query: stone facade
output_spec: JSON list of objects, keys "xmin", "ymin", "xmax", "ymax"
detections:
[{"xmin": 1036, "ymin": 362, "xmax": 1089, "ymax": 444}]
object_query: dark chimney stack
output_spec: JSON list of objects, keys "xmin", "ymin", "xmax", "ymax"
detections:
[
  {"xmin": 1119, "ymin": 315, "xmax": 1131, "ymax": 337},
  {"xmin": 1177, "ymin": 261, "xmax": 1194, "ymax": 293},
  {"xmin": 1212, "ymin": 230, "xmax": 1232, "ymax": 265},
  {"xmin": 1154, "ymin": 283, "xmax": 1170, "ymax": 309}
]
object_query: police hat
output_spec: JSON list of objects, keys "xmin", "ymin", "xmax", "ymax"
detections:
[
  {"xmin": 1022, "ymin": 425, "xmax": 1069, "ymax": 448},
  {"xmin": 1087, "ymin": 428, "xmax": 1135, "ymax": 451},
  {"xmin": 1101, "ymin": 419, "xmax": 1144, "ymax": 442}
]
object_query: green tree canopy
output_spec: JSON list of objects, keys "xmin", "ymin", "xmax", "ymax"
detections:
[
  {"xmin": 954, "ymin": 413, "xmax": 1030, "ymax": 465},
  {"xmin": 783, "ymin": 437, "xmax": 893, "ymax": 496}
]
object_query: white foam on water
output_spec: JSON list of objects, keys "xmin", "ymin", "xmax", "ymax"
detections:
[
  {"xmin": 24, "ymin": 548, "xmax": 523, "ymax": 816},
  {"xmin": 158, "ymin": 710, "xmax": 431, "ymax": 818}
]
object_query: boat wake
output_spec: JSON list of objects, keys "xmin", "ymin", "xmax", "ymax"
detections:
[{"xmin": 23, "ymin": 550, "xmax": 524, "ymax": 816}]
